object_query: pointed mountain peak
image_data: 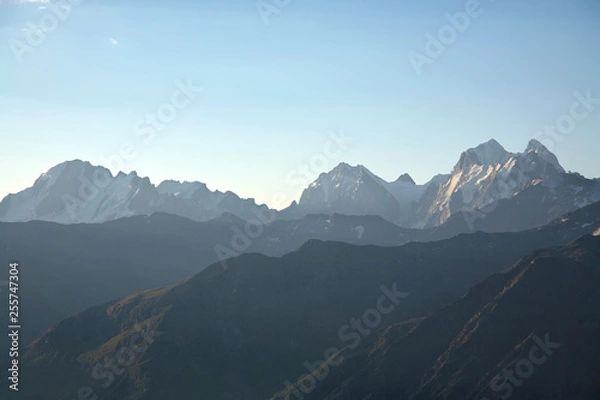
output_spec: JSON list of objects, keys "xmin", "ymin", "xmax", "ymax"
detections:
[
  {"xmin": 327, "ymin": 163, "xmax": 375, "ymax": 180},
  {"xmin": 526, "ymin": 138, "xmax": 546, "ymax": 153},
  {"xmin": 331, "ymin": 162, "xmax": 352, "ymax": 171},
  {"xmin": 459, "ymin": 139, "xmax": 512, "ymax": 168},
  {"xmin": 525, "ymin": 138, "xmax": 565, "ymax": 173},
  {"xmin": 393, "ymin": 173, "xmax": 416, "ymax": 185},
  {"xmin": 471, "ymin": 138, "xmax": 509, "ymax": 157},
  {"xmin": 330, "ymin": 162, "xmax": 367, "ymax": 174}
]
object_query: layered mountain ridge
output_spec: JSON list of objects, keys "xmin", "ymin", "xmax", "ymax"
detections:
[
  {"xmin": 1, "ymin": 139, "xmax": 598, "ymax": 231},
  {"xmin": 0, "ymin": 160, "xmax": 270, "ymax": 224},
  {"xmin": 272, "ymin": 235, "xmax": 600, "ymax": 400},
  {"xmin": 13, "ymin": 210, "xmax": 600, "ymax": 400},
  {"xmin": 2, "ymin": 139, "xmax": 599, "ymax": 400},
  {"xmin": 284, "ymin": 139, "xmax": 598, "ymax": 228}
]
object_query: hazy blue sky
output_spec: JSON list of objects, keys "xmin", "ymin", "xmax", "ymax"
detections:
[{"xmin": 1, "ymin": 0, "xmax": 599, "ymax": 208}]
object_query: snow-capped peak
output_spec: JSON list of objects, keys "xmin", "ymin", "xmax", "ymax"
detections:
[
  {"xmin": 0, "ymin": 160, "xmax": 269, "ymax": 224},
  {"xmin": 305, "ymin": 163, "xmax": 377, "ymax": 193},
  {"xmin": 296, "ymin": 162, "xmax": 404, "ymax": 222},
  {"xmin": 292, "ymin": 162, "xmax": 434, "ymax": 225},
  {"xmin": 329, "ymin": 162, "xmax": 371, "ymax": 178},
  {"xmin": 420, "ymin": 138, "xmax": 569, "ymax": 228},
  {"xmin": 460, "ymin": 139, "xmax": 513, "ymax": 167},
  {"xmin": 525, "ymin": 139, "xmax": 565, "ymax": 173}
]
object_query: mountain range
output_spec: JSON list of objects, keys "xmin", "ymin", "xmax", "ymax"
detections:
[
  {"xmin": 0, "ymin": 211, "xmax": 419, "ymax": 346},
  {"xmin": 277, "ymin": 234, "xmax": 600, "ymax": 400},
  {"xmin": 8, "ymin": 202, "xmax": 600, "ymax": 399},
  {"xmin": 2, "ymin": 138, "xmax": 599, "ymax": 400},
  {"xmin": 0, "ymin": 160, "xmax": 271, "ymax": 224},
  {"xmin": 4, "ymin": 198, "xmax": 600, "ymax": 348},
  {"xmin": 2, "ymin": 139, "xmax": 599, "ymax": 233}
]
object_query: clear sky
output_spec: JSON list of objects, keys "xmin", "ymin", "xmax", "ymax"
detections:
[{"xmin": 1, "ymin": 0, "xmax": 599, "ymax": 208}]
